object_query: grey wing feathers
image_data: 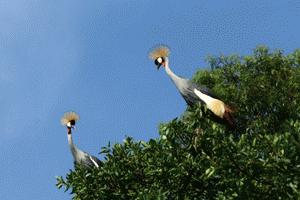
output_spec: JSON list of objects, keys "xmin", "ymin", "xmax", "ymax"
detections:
[
  {"xmin": 88, "ymin": 155, "xmax": 102, "ymax": 168},
  {"xmin": 83, "ymin": 152, "xmax": 102, "ymax": 168},
  {"xmin": 180, "ymin": 81, "xmax": 218, "ymax": 106},
  {"xmin": 75, "ymin": 151, "xmax": 102, "ymax": 168},
  {"xmin": 180, "ymin": 88, "xmax": 200, "ymax": 106},
  {"xmin": 190, "ymin": 81, "xmax": 218, "ymax": 99}
]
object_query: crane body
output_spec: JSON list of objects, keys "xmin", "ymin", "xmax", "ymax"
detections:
[
  {"xmin": 150, "ymin": 46, "xmax": 235, "ymax": 127},
  {"xmin": 164, "ymin": 57, "xmax": 217, "ymax": 106},
  {"xmin": 67, "ymin": 128, "xmax": 102, "ymax": 168},
  {"xmin": 61, "ymin": 112, "xmax": 102, "ymax": 168}
]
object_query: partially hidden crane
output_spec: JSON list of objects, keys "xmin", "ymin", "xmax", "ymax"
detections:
[
  {"xmin": 61, "ymin": 111, "xmax": 102, "ymax": 168},
  {"xmin": 149, "ymin": 45, "xmax": 235, "ymax": 127}
]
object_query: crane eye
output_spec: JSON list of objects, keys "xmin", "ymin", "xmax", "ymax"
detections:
[{"xmin": 154, "ymin": 57, "xmax": 164, "ymax": 66}]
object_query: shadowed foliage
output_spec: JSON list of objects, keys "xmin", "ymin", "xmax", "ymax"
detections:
[{"xmin": 57, "ymin": 47, "xmax": 300, "ymax": 199}]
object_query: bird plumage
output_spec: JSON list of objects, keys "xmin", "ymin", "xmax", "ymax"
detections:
[
  {"xmin": 149, "ymin": 45, "xmax": 170, "ymax": 60},
  {"xmin": 149, "ymin": 45, "xmax": 235, "ymax": 127},
  {"xmin": 61, "ymin": 112, "xmax": 102, "ymax": 168},
  {"xmin": 67, "ymin": 133, "xmax": 102, "ymax": 168},
  {"xmin": 193, "ymin": 88, "xmax": 225, "ymax": 117},
  {"xmin": 61, "ymin": 111, "xmax": 79, "ymax": 126},
  {"xmin": 179, "ymin": 80, "xmax": 218, "ymax": 107}
]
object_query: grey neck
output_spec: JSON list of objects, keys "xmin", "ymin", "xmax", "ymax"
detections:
[
  {"xmin": 67, "ymin": 133, "xmax": 79, "ymax": 157},
  {"xmin": 164, "ymin": 58, "xmax": 183, "ymax": 83},
  {"xmin": 164, "ymin": 58, "xmax": 188, "ymax": 93}
]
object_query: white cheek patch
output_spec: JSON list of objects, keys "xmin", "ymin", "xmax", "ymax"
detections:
[{"xmin": 157, "ymin": 57, "xmax": 163, "ymax": 63}]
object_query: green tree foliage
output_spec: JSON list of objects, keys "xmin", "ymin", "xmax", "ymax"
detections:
[{"xmin": 57, "ymin": 47, "xmax": 300, "ymax": 199}]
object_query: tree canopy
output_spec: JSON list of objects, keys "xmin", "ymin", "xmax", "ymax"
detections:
[{"xmin": 57, "ymin": 47, "xmax": 300, "ymax": 199}]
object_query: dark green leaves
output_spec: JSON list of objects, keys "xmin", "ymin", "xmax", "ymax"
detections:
[{"xmin": 57, "ymin": 47, "xmax": 300, "ymax": 199}]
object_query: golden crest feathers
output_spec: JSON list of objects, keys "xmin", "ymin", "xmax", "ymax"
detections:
[
  {"xmin": 149, "ymin": 45, "xmax": 170, "ymax": 60},
  {"xmin": 61, "ymin": 111, "xmax": 80, "ymax": 126}
]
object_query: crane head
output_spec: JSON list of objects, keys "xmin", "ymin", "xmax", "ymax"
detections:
[
  {"xmin": 149, "ymin": 45, "xmax": 170, "ymax": 70},
  {"xmin": 61, "ymin": 111, "xmax": 80, "ymax": 132},
  {"xmin": 154, "ymin": 57, "xmax": 165, "ymax": 70},
  {"xmin": 66, "ymin": 120, "xmax": 76, "ymax": 129}
]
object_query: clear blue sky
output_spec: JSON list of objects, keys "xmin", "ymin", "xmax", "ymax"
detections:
[{"xmin": 0, "ymin": 0, "xmax": 299, "ymax": 199}]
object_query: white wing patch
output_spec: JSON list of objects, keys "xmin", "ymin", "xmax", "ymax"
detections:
[
  {"xmin": 193, "ymin": 88, "xmax": 215, "ymax": 104},
  {"xmin": 89, "ymin": 155, "xmax": 100, "ymax": 168},
  {"xmin": 193, "ymin": 88, "xmax": 225, "ymax": 118}
]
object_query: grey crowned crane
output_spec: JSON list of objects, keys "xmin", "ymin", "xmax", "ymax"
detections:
[
  {"xmin": 61, "ymin": 111, "xmax": 102, "ymax": 168},
  {"xmin": 149, "ymin": 45, "xmax": 235, "ymax": 127}
]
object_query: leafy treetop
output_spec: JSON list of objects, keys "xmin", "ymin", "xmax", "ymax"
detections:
[{"xmin": 57, "ymin": 46, "xmax": 300, "ymax": 200}]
